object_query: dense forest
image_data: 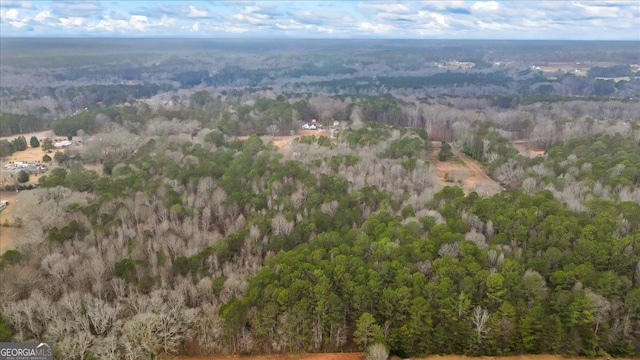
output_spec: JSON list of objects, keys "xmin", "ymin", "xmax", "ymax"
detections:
[{"xmin": 0, "ymin": 39, "xmax": 639, "ymax": 359}]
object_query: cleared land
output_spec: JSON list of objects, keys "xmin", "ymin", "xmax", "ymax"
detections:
[
  {"xmin": 239, "ymin": 129, "xmax": 328, "ymax": 154},
  {"xmin": 0, "ymin": 190, "xmax": 24, "ymax": 252},
  {"xmin": 428, "ymin": 143, "xmax": 503, "ymax": 195},
  {"xmin": 512, "ymin": 140, "xmax": 546, "ymax": 158}
]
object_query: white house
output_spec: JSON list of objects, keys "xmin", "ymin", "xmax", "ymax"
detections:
[{"xmin": 54, "ymin": 140, "xmax": 72, "ymax": 148}]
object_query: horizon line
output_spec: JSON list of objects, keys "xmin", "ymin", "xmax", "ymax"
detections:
[{"xmin": 1, "ymin": 36, "xmax": 639, "ymax": 42}]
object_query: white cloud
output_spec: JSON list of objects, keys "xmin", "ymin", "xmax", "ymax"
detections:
[
  {"xmin": 188, "ymin": 5, "xmax": 210, "ymax": 18},
  {"xmin": 35, "ymin": 10, "xmax": 52, "ymax": 23},
  {"xmin": 571, "ymin": 2, "xmax": 619, "ymax": 17},
  {"xmin": 421, "ymin": 1, "xmax": 469, "ymax": 11},
  {"xmin": 317, "ymin": 26, "xmax": 336, "ymax": 34},
  {"xmin": 361, "ymin": 3, "xmax": 410, "ymax": 13},
  {"xmin": 2, "ymin": 8, "xmax": 19, "ymax": 20},
  {"xmin": 158, "ymin": 15, "xmax": 176, "ymax": 27},
  {"xmin": 94, "ymin": 17, "xmax": 115, "ymax": 32},
  {"xmin": 358, "ymin": 22, "xmax": 394, "ymax": 34},
  {"xmin": 9, "ymin": 20, "xmax": 26, "ymax": 28},
  {"xmin": 275, "ymin": 20, "xmax": 307, "ymax": 30},
  {"xmin": 471, "ymin": 1, "xmax": 500, "ymax": 12},
  {"xmin": 477, "ymin": 20, "xmax": 513, "ymax": 31},
  {"xmin": 59, "ymin": 17, "xmax": 85, "ymax": 28},
  {"xmin": 233, "ymin": 13, "xmax": 267, "ymax": 25},
  {"xmin": 82, "ymin": 14, "xmax": 150, "ymax": 33},
  {"xmin": 129, "ymin": 15, "xmax": 148, "ymax": 31},
  {"xmin": 431, "ymin": 13, "xmax": 449, "ymax": 27},
  {"xmin": 0, "ymin": 0, "xmax": 638, "ymax": 40}
]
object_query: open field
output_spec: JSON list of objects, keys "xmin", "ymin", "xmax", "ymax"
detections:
[
  {"xmin": 0, "ymin": 190, "xmax": 24, "ymax": 252},
  {"xmin": 1, "ymin": 146, "xmax": 52, "ymax": 187},
  {"xmin": 238, "ymin": 129, "xmax": 328, "ymax": 154},
  {"xmin": 534, "ymin": 62, "xmax": 595, "ymax": 76},
  {"xmin": 0, "ymin": 189, "xmax": 44, "ymax": 252},
  {"xmin": 428, "ymin": 143, "xmax": 503, "ymax": 195},
  {"xmin": 512, "ymin": 140, "xmax": 546, "ymax": 157}
]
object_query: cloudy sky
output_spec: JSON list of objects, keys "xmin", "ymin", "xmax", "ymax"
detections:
[{"xmin": 1, "ymin": 1, "xmax": 639, "ymax": 40}]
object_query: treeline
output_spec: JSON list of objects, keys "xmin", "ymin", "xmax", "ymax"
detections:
[
  {"xmin": 0, "ymin": 136, "xmax": 28, "ymax": 158},
  {"xmin": 378, "ymin": 71, "xmax": 511, "ymax": 89},
  {"xmin": 588, "ymin": 65, "xmax": 633, "ymax": 78},
  {"xmin": 58, "ymin": 83, "xmax": 166, "ymax": 108},
  {"xmin": 0, "ymin": 113, "xmax": 49, "ymax": 137},
  {"xmin": 291, "ymin": 73, "xmax": 638, "ymax": 101},
  {"xmin": 239, "ymin": 189, "xmax": 640, "ymax": 356}
]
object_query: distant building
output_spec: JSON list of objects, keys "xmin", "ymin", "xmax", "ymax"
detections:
[{"xmin": 54, "ymin": 140, "xmax": 72, "ymax": 148}]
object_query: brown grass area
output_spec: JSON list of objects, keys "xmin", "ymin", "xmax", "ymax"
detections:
[
  {"xmin": 237, "ymin": 129, "xmax": 328, "ymax": 155},
  {"xmin": 3, "ymin": 146, "xmax": 49, "ymax": 163},
  {"xmin": 0, "ymin": 190, "xmax": 24, "ymax": 252},
  {"xmin": 512, "ymin": 140, "xmax": 545, "ymax": 158},
  {"xmin": 537, "ymin": 62, "xmax": 587, "ymax": 76},
  {"xmin": 1, "ymin": 146, "xmax": 53, "ymax": 187},
  {"xmin": 427, "ymin": 145, "xmax": 502, "ymax": 196},
  {"xmin": 0, "ymin": 189, "xmax": 44, "ymax": 252}
]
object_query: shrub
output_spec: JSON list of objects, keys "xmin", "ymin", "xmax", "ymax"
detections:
[
  {"xmin": 365, "ymin": 344, "xmax": 389, "ymax": 360},
  {"xmin": 30, "ymin": 136, "xmax": 40, "ymax": 148},
  {"xmin": 17, "ymin": 170, "xmax": 29, "ymax": 183},
  {"xmin": 439, "ymin": 141, "xmax": 453, "ymax": 161}
]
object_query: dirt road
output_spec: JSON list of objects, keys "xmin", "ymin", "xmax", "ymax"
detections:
[
  {"xmin": 429, "ymin": 143, "xmax": 503, "ymax": 195},
  {"xmin": 452, "ymin": 150, "xmax": 500, "ymax": 185},
  {"xmin": 451, "ymin": 149, "xmax": 503, "ymax": 195}
]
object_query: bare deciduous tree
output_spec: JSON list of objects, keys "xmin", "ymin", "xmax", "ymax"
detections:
[
  {"xmin": 472, "ymin": 305, "xmax": 490, "ymax": 341},
  {"xmin": 365, "ymin": 343, "xmax": 389, "ymax": 360},
  {"xmin": 85, "ymin": 297, "xmax": 119, "ymax": 336},
  {"xmin": 271, "ymin": 213, "xmax": 293, "ymax": 236}
]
